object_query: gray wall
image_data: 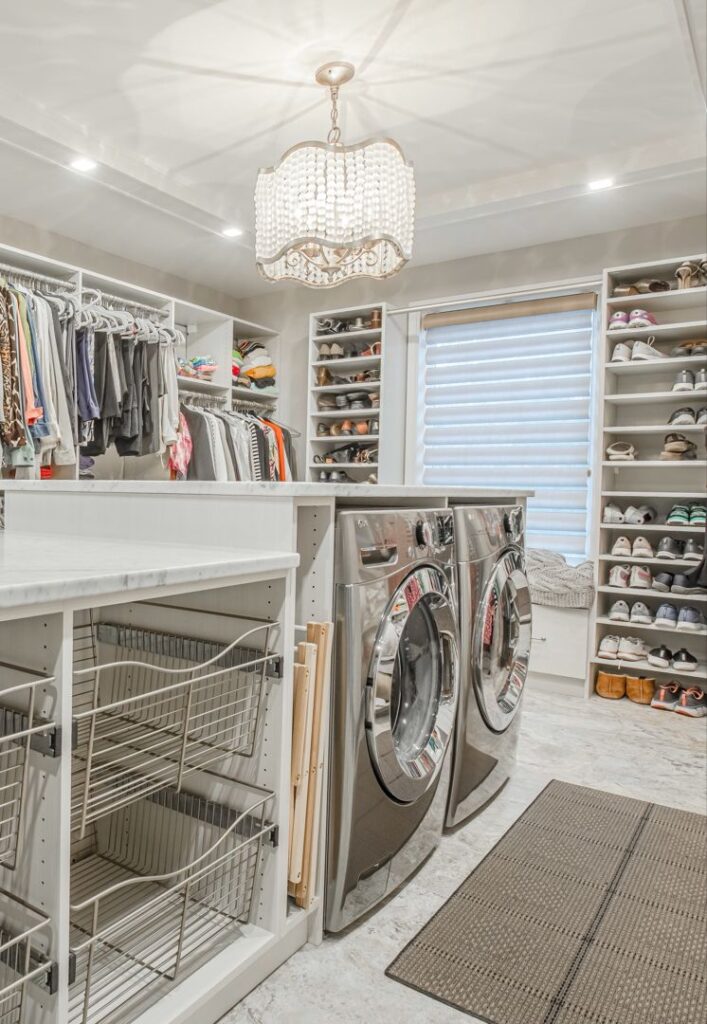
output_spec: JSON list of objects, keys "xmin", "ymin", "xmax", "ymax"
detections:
[{"xmin": 237, "ymin": 215, "xmax": 707, "ymax": 467}]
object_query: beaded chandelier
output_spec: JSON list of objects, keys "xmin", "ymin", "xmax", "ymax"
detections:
[{"xmin": 255, "ymin": 62, "xmax": 415, "ymax": 288}]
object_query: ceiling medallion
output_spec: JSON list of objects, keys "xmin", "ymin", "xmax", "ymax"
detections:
[{"xmin": 255, "ymin": 61, "xmax": 415, "ymax": 288}]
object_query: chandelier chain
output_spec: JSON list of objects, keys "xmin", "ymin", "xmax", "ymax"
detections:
[{"xmin": 327, "ymin": 86, "xmax": 342, "ymax": 145}]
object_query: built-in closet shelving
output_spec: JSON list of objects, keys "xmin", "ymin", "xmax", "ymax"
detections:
[
  {"xmin": 305, "ymin": 303, "xmax": 406, "ymax": 484},
  {"xmin": 589, "ymin": 253, "xmax": 707, "ymax": 698},
  {"xmin": 0, "ymin": 243, "xmax": 279, "ymax": 481}
]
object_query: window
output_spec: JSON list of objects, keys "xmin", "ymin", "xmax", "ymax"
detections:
[{"xmin": 416, "ymin": 294, "xmax": 597, "ymax": 560}]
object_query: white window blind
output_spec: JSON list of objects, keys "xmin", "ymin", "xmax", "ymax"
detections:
[{"xmin": 418, "ymin": 303, "xmax": 596, "ymax": 559}]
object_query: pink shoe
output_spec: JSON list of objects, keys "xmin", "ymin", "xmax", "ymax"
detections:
[
  {"xmin": 608, "ymin": 311, "xmax": 630, "ymax": 330},
  {"xmin": 628, "ymin": 309, "xmax": 657, "ymax": 328}
]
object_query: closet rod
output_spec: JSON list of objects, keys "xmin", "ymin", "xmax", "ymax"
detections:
[
  {"xmin": 82, "ymin": 287, "xmax": 169, "ymax": 318},
  {"xmin": 0, "ymin": 260, "xmax": 77, "ymax": 290}
]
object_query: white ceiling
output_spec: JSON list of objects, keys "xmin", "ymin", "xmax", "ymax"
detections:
[{"xmin": 0, "ymin": 0, "xmax": 704, "ymax": 298}]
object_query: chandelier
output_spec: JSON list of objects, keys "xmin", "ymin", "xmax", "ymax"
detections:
[{"xmin": 255, "ymin": 62, "xmax": 415, "ymax": 288}]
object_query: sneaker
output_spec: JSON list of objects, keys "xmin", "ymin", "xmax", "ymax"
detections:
[
  {"xmin": 632, "ymin": 536, "xmax": 654, "ymax": 558},
  {"xmin": 675, "ymin": 687, "xmax": 707, "ymax": 717},
  {"xmin": 630, "ymin": 602, "xmax": 653, "ymax": 624},
  {"xmin": 667, "ymin": 407, "xmax": 696, "ymax": 426},
  {"xmin": 628, "ymin": 309, "xmax": 658, "ymax": 328},
  {"xmin": 672, "ymin": 369, "xmax": 695, "ymax": 392},
  {"xmin": 611, "ymin": 536, "xmax": 632, "ymax": 557},
  {"xmin": 631, "ymin": 336, "xmax": 665, "ymax": 360},
  {"xmin": 697, "ymin": 407, "xmax": 707, "ymax": 426},
  {"xmin": 652, "ymin": 571, "xmax": 674, "ymax": 592},
  {"xmin": 608, "ymin": 311, "xmax": 630, "ymax": 330},
  {"xmin": 684, "ymin": 539, "xmax": 705, "ymax": 563},
  {"xmin": 611, "ymin": 341, "xmax": 632, "ymax": 362},
  {"xmin": 617, "ymin": 636, "xmax": 649, "ymax": 662},
  {"xmin": 629, "ymin": 565, "xmax": 652, "ymax": 589},
  {"xmin": 609, "ymin": 564, "xmax": 631, "ymax": 588},
  {"xmin": 696, "ymin": 368, "xmax": 707, "ymax": 392},
  {"xmin": 623, "ymin": 505, "xmax": 656, "ymax": 525},
  {"xmin": 676, "ymin": 606, "xmax": 706, "ymax": 632},
  {"xmin": 626, "ymin": 675, "xmax": 655, "ymax": 705},
  {"xmin": 656, "ymin": 536, "xmax": 685, "ymax": 560},
  {"xmin": 603, "ymin": 503, "xmax": 625, "ymax": 524},
  {"xmin": 595, "ymin": 670, "xmax": 626, "ymax": 700},
  {"xmin": 689, "ymin": 504, "xmax": 707, "ymax": 526},
  {"xmin": 672, "ymin": 648, "xmax": 698, "ymax": 672},
  {"xmin": 648, "ymin": 644, "xmax": 673, "ymax": 668},
  {"xmin": 666, "ymin": 504, "xmax": 690, "ymax": 525},
  {"xmin": 651, "ymin": 681, "xmax": 682, "ymax": 711},
  {"xmin": 654, "ymin": 602, "xmax": 679, "ymax": 629},
  {"xmin": 672, "ymin": 573, "xmax": 707, "ymax": 594},
  {"xmin": 608, "ymin": 599, "xmax": 630, "ymax": 622},
  {"xmin": 597, "ymin": 635, "xmax": 621, "ymax": 660}
]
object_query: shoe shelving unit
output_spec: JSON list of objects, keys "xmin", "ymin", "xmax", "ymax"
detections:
[
  {"xmin": 305, "ymin": 303, "xmax": 406, "ymax": 484},
  {"xmin": 588, "ymin": 252, "xmax": 707, "ymax": 701}
]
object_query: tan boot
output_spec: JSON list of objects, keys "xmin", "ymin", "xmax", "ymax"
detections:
[
  {"xmin": 595, "ymin": 670, "xmax": 626, "ymax": 700},
  {"xmin": 626, "ymin": 675, "xmax": 655, "ymax": 705}
]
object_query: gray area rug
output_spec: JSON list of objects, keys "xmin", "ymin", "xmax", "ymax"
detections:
[{"xmin": 387, "ymin": 780, "xmax": 707, "ymax": 1023}]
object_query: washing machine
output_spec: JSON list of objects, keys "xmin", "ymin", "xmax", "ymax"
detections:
[
  {"xmin": 325, "ymin": 508, "xmax": 460, "ymax": 932},
  {"xmin": 446, "ymin": 505, "xmax": 532, "ymax": 829}
]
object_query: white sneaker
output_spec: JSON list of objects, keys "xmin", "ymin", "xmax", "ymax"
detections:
[
  {"xmin": 631, "ymin": 336, "xmax": 665, "ymax": 361},
  {"xmin": 623, "ymin": 505, "xmax": 656, "ymax": 525},
  {"xmin": 609, "ymin": 564, "xmax": 631, "ymax": 588},
  {"xmin": 629, "ymin": 564, "xmax": 652, "ymax": 589},
  {"xmin": 611, "ymin": 342, "xmax": 632, "ymax": 363},
  {"xmin": 611, "ymin": 536, "xmax": 632, "ymax": 557},
  {"xmin": 632, "ymin": 536, "xmax": 654, "ymax": 558},
  {"xmin": 603, "ymin": 503, "xmax": 624, "ymax": 524},
  {"xmin": 609, "ymin": 599, "xmax": 630, "ymax": 621},
  {"xmin": 597, "ymin": 635, "xmax": 620, "ymax": 660},
  {"xmin": 617, "ymin": 636, "xmax": 648, "ymax": 661},
  {"xmin": 630, "ymin": 601, "xmax": 653, "ymax": 624}
]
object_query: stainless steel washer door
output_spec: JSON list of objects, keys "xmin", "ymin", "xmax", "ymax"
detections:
[
  {"xmin": 366, "ymin": 565, "xmax": 459, "ymax": 804},
  {"xmin": 474, "ymin": 548, "xmax": 532, "ymax": 732}
]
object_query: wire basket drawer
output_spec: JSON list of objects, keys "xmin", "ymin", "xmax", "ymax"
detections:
[
  {"xmin": 1, "ymin": 669, "xmax": 57, "ymax": 870},
  {"xmin": 0, "ymin": 892, "xmax": 52, "ymax": 1024},
  {"xmin": 69, "ymin": 783, "xmax": 273, "ymax": 1024},
  {"xmin": 72, "ymin": 620, "xmax": 279, "ymax": 836}
]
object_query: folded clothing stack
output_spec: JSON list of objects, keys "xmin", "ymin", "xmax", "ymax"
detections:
[
  {"xmin": 177, "ymin": 355, "xmax": 218, "ymax": 380},
  {"xmin": 237, "ymin": 339, "xmax": 278, "ymax": 395}
]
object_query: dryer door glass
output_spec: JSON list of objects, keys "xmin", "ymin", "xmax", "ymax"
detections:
[
  {"xmin": 474, "ymin": 548, "xmax": 532, "ymax": 732},
  {"xmin": 367, "ymin": 566, "xmax": 459, "ymax": 804}
]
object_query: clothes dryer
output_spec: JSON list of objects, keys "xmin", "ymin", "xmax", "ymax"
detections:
[{"xmin": 325, "ymin": 508, "xmax": 459, "ymax": 932}]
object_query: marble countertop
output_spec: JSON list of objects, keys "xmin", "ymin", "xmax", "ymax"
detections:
[
  {"xmin": 0, "ymin": 532, "xmax": 298, "ymax": 611},
  {"xmin": 0, "ymin": 480, "xmax": 533, "ymax": 500}
]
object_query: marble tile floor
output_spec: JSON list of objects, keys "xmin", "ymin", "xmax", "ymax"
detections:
[{"xmin": 221, "ymin": 685, "xmax": 707, "ymax": 1024}]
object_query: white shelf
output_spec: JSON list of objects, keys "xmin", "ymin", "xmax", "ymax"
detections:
[
  {"xmin": 602, "ymin": 460, "xmax": 707, "ymax": 468},
  {"xmin": 606, "ymin": 286, "xmax": 707, "ymax": 311},
  {"xmin": 603, "ymin": 424, "xmax": 706, "ymax": 435},
  {"xmin": 312, "ymin": 355, "xmax": 381, "ymax": 371},
  {"xmin": 605, "ymin": 355, "xmax": 707, "ymax": 374},
  {"xmin": 606, "ymin": 320, "xmax": 707, "ymax": 342},
  {"xmin": 599, "ymin": 554, "xmax": 701, "ymax": 569},
  {"xmin": 232, "ymin": 385, "xmax": 279, "ymax": 402},
  {"xmin": 177, "ymin": 376, "xmax": 228, "ymax": 394},
  {"xmin": 596, "ymin": 617, "xmax": 707, "ymax": 638},
  {"xmin": 600, "ymin": 523, "xmax": 705, "ymax": 534},
  {"xmin": 313, "ymin": 328, "xmax": 382, "ymax": 342},
  {"xmin": 605, "ymin": 390, "xmax": 707, "ymax": 405},
  {"xmin": 309, "ymin": 462, "xmax": 378, "ymax": 470},
  {"xmin": 597, "ymin": 585, "xmax": 707, "ymax": 604},
  {"xmin": 311, "ymin": 409, "xmax": 378, "ymax": 421},
  {"xmin": 310, "ymin": 435, "xmax": 378, "ymax": 445},
  {"xmin": 601, "ymin": 490, "xmax": 707, "ymax": 499},
  {"xmin": 311, "ymin": 382, "xmax": 380, "ymax": 394},
  {"xmin": 590, "ymin": 655, "xmax": 707, "ymax": 682}
]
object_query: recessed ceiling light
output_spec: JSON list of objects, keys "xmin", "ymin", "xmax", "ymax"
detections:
[
  {"xmin": 70, "ymin": 156, "xmax": 98, "ymax": 173},
  {"xmin": 588, "ymin": 177, "xmax": 614, "ymax": 191},
  {"xmin": 221, "ymin": 226, "xmax": 243, "ymax": 238}
]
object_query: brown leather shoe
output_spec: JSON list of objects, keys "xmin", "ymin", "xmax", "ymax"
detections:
[
  {"xmin": 595, "ymin": 670, "xmax": 626, "ymax": 700},
  {"xmin": 626, "ymin": 675, "xmax": 655, "ymax": 705}
]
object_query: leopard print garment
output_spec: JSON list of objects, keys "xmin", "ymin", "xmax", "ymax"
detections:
[{"xmin": 0, "ymin": 284, "xmax": 27, "ymax": 448}]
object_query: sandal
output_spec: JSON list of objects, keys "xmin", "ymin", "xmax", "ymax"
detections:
[
  {"xmin": 329, "ymin": 342, "xmax": 346, "ymax": 359},
  {"xmin": 606, "ymin": 441, "xmax": 637, "ymax": 461},
  {"xmin": 675, "ymin": 261, "xmax": 701, "ymax": 289},
  {"xmin": 633, "ymin": 278, "xmax": 670, "ymax": 293},
  {"xmin": 317, "ymin": 423, "xmax": 331, "ymax": 436},
  {"xmin": 668, "ymin": 407, "xmax": 696, "ymax": 425},
  {"xmin": 662, "ymin": 433, "xmax": 695, "ymax": 454},
  {"xmin": 360, "ymin": 342, "xmax": 382, "ymax": 357}
]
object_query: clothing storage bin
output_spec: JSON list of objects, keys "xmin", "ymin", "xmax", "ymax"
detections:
[
  {"xmin": 69, "ymin": 781, "xmax": 274, "ymax": 1024},
  {"xmin": 0, "ymin": 891, "xmax": 53, "ymax": 1024},
  {"xmin": 71, "ymin": 616, "xmax": 279, "ymax": 838},
  {"xmin": 0, "ymin": 668, "xmax": 57, "ymax": 870}
]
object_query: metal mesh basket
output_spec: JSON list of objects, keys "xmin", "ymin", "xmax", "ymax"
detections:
[
  {"xmin": 0, "ymin": 892, "xmax": 52, "ymax": 1024},
  {"xmin": 0, "ymin": 669, "xmax": 56, "ymax": 870},
  {"xmin": 69, "ymin": 784, "xmax": 273, "ymax": 1024},
  {"xmin": 72, "ymin": 620, "xmax": 279, "ymax": 837}
]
